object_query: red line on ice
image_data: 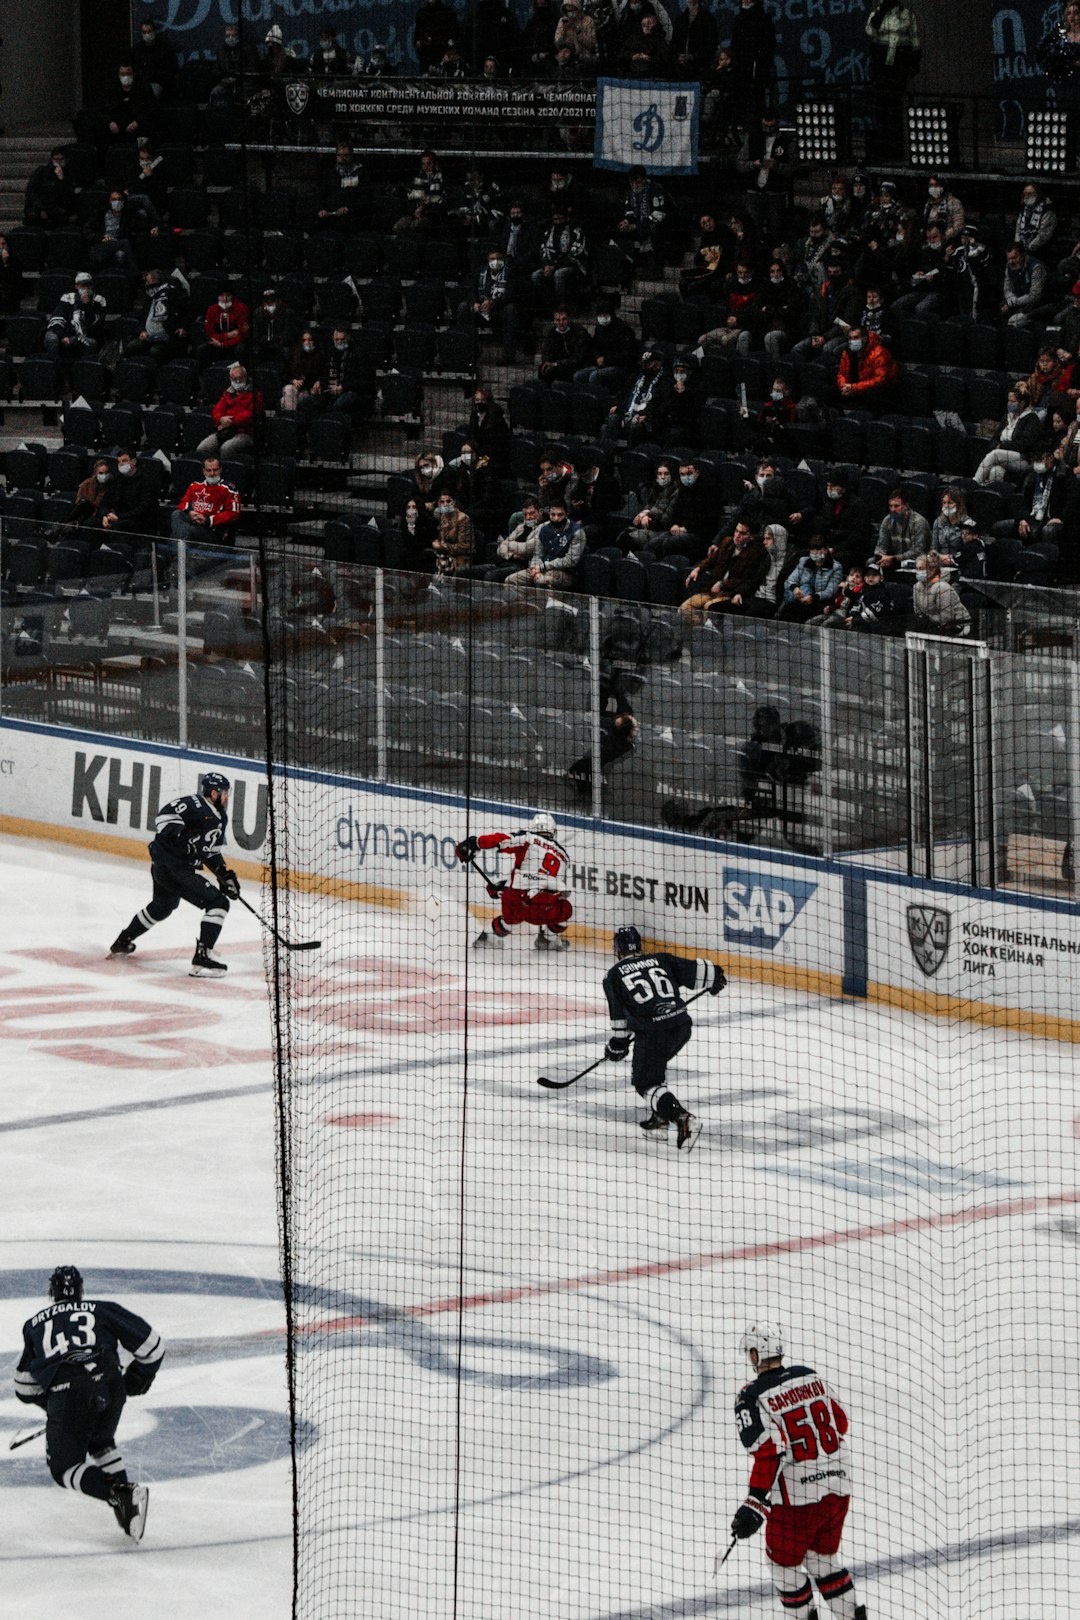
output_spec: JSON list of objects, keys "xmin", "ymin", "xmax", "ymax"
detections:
[{"xmin": 295, "ymin": 1189, "xmax": 1080, "ymax": 1337}]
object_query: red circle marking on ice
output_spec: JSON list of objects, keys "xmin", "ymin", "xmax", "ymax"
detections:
[{"xmin": 325, "ymin": 1112, "xmax": 399, "ymax": 1128}]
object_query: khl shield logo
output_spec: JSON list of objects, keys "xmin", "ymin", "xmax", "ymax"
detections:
[
  {"xmin": 632, "ymin": 103, "xmax": 666, "ymax": 153},
  {"xmin": 906, "ymin": 904, "xmax": 951, "ymax": 977},
  {"xmin": 722, "ymin": 868, "xmax": 816, "ymax": 950},
  {"xmin": 285, "ymin": 80, "xmax": 309, "ymax": 115}
]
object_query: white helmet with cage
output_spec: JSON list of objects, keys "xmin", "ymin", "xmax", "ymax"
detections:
[
  {"xmin": 530, "ymin": 812, "xmax": 556, "ymax": 838},
  {"xmin": 740, "ymin": 1321, "xmax": 785, "ymax": 1362}
]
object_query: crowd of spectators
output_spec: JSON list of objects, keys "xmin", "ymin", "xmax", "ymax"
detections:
[{"xmin": 1, "ymin": 9, "xmax": 1077, "ymax": 641}]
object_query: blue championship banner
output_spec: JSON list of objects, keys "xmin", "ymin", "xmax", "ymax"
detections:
[{"xmin": 593, "ymin": 78, "xmax": 701, "ymax": 175}]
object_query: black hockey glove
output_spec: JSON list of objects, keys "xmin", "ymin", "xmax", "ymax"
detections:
[
  {"xmin": 605, "ymin": 1033, "xmax": 631, "ymax": 1062},
  {"xmin": 731, "ymin": 1501, "xmax": 766, "ymax": 1540},
  {"xmin": 486, "ymin": 881, "xmax": 506, "ymax": 899},
  {"xmin": 123, "ymin": 1362, "xmax": 155, "ymax": 1398},
  {"xmin": 456, "ymin": 836, "xmax": 479, "ymax": 865},
  {"xmin": 709, "ymin": 965, "xmax": 727, "ymax": 995},
  {"xmin": 219, "ymin": 868, "xmax": 241, "ymax": 900}
]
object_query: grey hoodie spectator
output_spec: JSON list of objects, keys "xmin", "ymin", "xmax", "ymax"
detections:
[
  {"xmin": 504, "ymin": 500, "xmax": 585, "ymax": 588},
  {"xmin": 875, "ymin": 489, "xmax": 931, "ymax": 569},
  {"xmin": 912, "ymin": 551, "xmax": 971, "ymax": 635}
]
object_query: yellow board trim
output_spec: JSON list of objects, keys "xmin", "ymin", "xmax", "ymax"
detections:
[{"xmin": 5, "ymin": 815, "xmax": 1077, "ymax": 1043}]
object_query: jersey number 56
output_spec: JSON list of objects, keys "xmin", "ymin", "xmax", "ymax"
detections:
[{"xmin": 623, "ymin": 966, "xmax": 675, "ymax": 1005}]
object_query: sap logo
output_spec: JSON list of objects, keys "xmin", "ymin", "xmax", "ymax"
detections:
[{"xmin": 722, "ymin": 868, "xmax": 816, "ymax": 949}]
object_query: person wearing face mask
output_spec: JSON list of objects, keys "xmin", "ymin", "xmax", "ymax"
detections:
[
  {"xmin": 836, "ymin": 323, "xmax": 900, "ymax": 407},
  {"xmin": 792, "ymin": 215, "xmax": 834, "ymax": 291},
  {"xmin": 741, "ymin": 522, "xmax": 790, "ymax": 617},
  {"xmin": 430, "ymin": 495, "xmax": 475, "ymax": 575},
  {"xmin": 759, "ymin": 262, "xmax": 804, "ymax": 362},
  {"xmin": 732, "ymin": 460, "xmax": 793, "ymax": 536},
  {"xmin": 1016, "ymin": 183, "xmax": 1062, "ymax": 255},
  {"xmin": 929, "ymin": 486, "xmax": 971, "ymax": 552},
  {"xmin": 945, "ymin": 224, "xmax": 999, "ymax": 323},
  {"xmin": 777, "ymin": 540, "xmax": 842, "ymax": 622},
  {"xmin": 555, "ymin": 0, "xmax": 600, "ymax": 68},
  {"xmin": 697, "ymin": 260, "xmax": 760, "ymax": 356},
  {"xmin": 912, "ymin": 551, "xmax": 970, "ymax": 636},
  {"xmin": 671, "ymin": 0, "xmax": 720, "ymax": 78},
  {"xmin": 65, "ymin": 460, "xmax": 116, "ymax": 532},
  {"xmin": 564, "ymin": 457, "xmax": 623, "ymax": 542},
  {"xmin": 439, "ymin": 442, "xmax": 496, "ymax": 529},
  {"xmin": 90, "ymin": 188, "xmax": 159, "ymax": 271},
  {"xmin": 604, "ymin": 348, "xmax": 674, "ymax": 447},
  {"xmin": 890, "ymin": 223, "xmax": 948, "ymax": 317},
  {"xmin": 504, "ymin": 497, "xmax": 586, "ymax": 590},
  {"xmin": 729, "ymin": 0, "xmax": 776, "ymax": 115},
  {"xmin": 495, "ymin": 200, "xmax": 540, "ymax": 270},
  {"xmin": 532, "ymin": 211, "xmax": 590, "ymax": 313},
  {"xmin": 90, "ymin": 451, "xmax": 159, "ymax": 543},
  {"xmin": 25, "ymin": 148, "xmax": 78, "ymax": 228},
  {"xmin": 394, "ymin": 496, "xmax": 438, "ymax": 568},
  {"xmin": 458, "ymin": 248, "xmax": 524, "ymax": 365},
  {"xmin": 281, "ymin": 330, "xmax": 328, "ymax": 413},
  {"xmin": 314, "ymin": 143, "xmax": 370, "ymax": 231},
  {"xmin": 170, "ymin": 457, "xmax": 241, "ymax": 548},
  {"xmin": 252, "ymin": 287, "xmax": 297, "ymax": 366},
  {"xmin": 820, "ymin": 176, "xmax": 851, "ymax": 236},
  {"xmin": 618, "ymin": 461, "xmax": 682, "ymax": 550},
  {"xmin": 403, "ymin": 450, "xmax": 446, "ymax": 514},
  {"xmin": 199, "ymin": 286, "xmax": 250, "ymax": 366},
  {"xmin": 1025, "ymin": 347, "xmax": 1074, "ymax": 414},
  {"xmin": 973, "ymin": 383, "xmax": 1047, "ymax": 485},
  {"xmin": 572, "ymin": 299, "xmax": 640, "ymax": 393},
  {"xmin": 791, "ymin": 257, "xmax": 860, "ymax": 359},
  {"xmin": 987, "ymin": 453, "xmax": 1075, "ymax": 585},
  {"xmin": 466, "ymin": 388, "xmax": 511, "ymax": 471},
  {"xmin": 106, "ymin": 63, "xmax": 155, "ymax": 144},
  {"xmin": 211, "ymin": 22, "xmax": 259, "ymax": 107},
  {"xmin": 123, "ymin": 266, "xmax": 188, "ymax": 362},
  {"xmin": 816, "ymin": 470, "xmax": 871, "ymax": 571},
  {"xmin": 197, "ymin": 366, "xmax": 265, "ymax": 458},
  {"xmin": 132, "ymin": 20, "xmax": 178, "ymax": 99},
  {"xmin": 921, "ymin": 175, "xmax": 964, "ymax": 244},
  {"xmin": 742, "ymin": 374, "xmax": 798, "ymax": 458},
  {"xmin": 310, "ymin": 31, "xmax": 346, "ymax": 76},
  {"xmin": 43, "ymin": 273, "xmax": 108, "ymax": 368},
  {"xmin": 616, "ymin": 12, "xmax": 673, "ymax": 76},
  {"xmin": 615, "ymin": 166, "xmax": 670, "ymax": 266},
  {"xmin": 538, "ymin": 306, "xmax": 591, "ymax": 383}
]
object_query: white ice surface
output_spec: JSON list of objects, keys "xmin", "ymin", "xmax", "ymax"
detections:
[{"xmin": 0, "ymin": 835, "xmax": 1077, "ymax": 1619}]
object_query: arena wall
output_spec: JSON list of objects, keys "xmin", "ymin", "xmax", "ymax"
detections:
[{"xmin": 2, "ymin": 717, "xmax": 1077, "ymax": 1039}]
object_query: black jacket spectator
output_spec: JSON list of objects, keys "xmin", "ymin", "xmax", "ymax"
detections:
[
  {"xmin": 467, "ymin": 391, "xmax": 512, "ymax": 470},
  {"xmin": 25, "ymin": 151, "xmax": 77, "ymax": 228},
  {"xmin": 818, "ymin": 478, "xmax": 872, "ymax": 568},
  {"xmin": 316, "ymin": 147, "xmax": 370, "ymax": 229},
  {"xmin": 522, "ymin": 0, "xmax": 559, "ymax": 69},
  {"xmin": 106, "ymin": 68, "xmax": 156, "ymax": 144},
  {"xmin": 0, "ymin": 235, "xmax": 24, "ymax": 315},
  {"xmin": 132, "ymin": 24, "xmax": 178, "ymax": 96},
  {"xmin": 729, "ymin": 0, "xmax": 775, "ymax": 107},
  {"xmin": 671, "ymin": 0, "xmax": 720, "ymax": 76},
  {"xmin": 93, "ymin": 463, "xmax": 159, "ymax": 538},
  {"xmin": 538, "ymin": 315, "xmax": 591, "ymax": 382},
  {"xmin": 414, "ymin": 0, "xmax": 458, "ymax": 70}
]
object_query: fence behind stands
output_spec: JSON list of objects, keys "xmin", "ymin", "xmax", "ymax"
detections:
[{"xmin": 1, "ymin": 526, "xmax": 1076, "ymax": 898}]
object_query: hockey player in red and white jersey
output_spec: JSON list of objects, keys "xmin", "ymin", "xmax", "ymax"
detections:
[
  {"xmin": 729, "ymin": 1322, "xmax": 867, "ymax": 1620},
  {"xmin": 455, "ymin": 811, "xmax": 573, "ymax": 951}
]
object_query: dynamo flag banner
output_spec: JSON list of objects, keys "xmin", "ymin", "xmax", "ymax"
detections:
[{"xmin": 594, "ymin": 78, "xmax": 701, "ymax": 176}]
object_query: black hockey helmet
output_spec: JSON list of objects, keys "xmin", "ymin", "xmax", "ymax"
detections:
[
  {"xmin": 199, "ymin": 771, "xmax": 231, "ymax": 798},
  {"xmin": 48, "ymin": 1265, "xmax": 84, "ymax": 1302},
  {"xmin": 614, "ymin": 925, "xmax": 642, "ymax": 958}
]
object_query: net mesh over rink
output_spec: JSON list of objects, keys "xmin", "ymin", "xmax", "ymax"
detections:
[{"xmin": 260, "ymin": 570, "xmax": 1080, "ymax": 1620}]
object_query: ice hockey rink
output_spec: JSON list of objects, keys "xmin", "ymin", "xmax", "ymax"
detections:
[{"xmin": 1, "ymin": 831, "xmax": 1077, "ymax": 1619}]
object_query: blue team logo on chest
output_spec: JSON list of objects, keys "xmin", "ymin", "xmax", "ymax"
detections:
[{"xmin": 722, "ymin": 867, "xmax": 816, "ymax": 949}]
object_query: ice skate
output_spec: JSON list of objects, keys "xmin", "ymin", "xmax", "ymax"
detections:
[
  {"xmin": 535, "ymin": 927, "xmax": 569, "ymax": 952},
  {"xmin": 109, "ymin": 1480, "xmax": 149, "ymax": 1542},
  {"xmin": 472, "ymin": 930, "xmax": 503, "ymax": 948},
  {"xmin": 639, "ymin": 1111, "xmax": 669, "ymax": 1134},
  {"xmin": 109, "ymin": 931, "xmax": 136, "ymax": 955},
  {"xmin": 675, "ymin": 1111, "xmax": 702, "ymax": 1152},
  {"xmin": 189, "ymin": 942, "xmax": 227, "ymax": 977}
]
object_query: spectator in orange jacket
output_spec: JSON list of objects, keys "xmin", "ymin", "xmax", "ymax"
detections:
[
  {"xmin": 169, "ymin": 456, "xmax": 241, "ymax": 545},
  {"xmin": 836, "ymin": 325, "xmax": 899, "ymax": 404},
  {"xmin": 196, "ymin": 363, "xmax": 264, "ymax": 457},
  {"xmin": 200, "ymin": 285, "xmax": 249, "ymax": 366}
]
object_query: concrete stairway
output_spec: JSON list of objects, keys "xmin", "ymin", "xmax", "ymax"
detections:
[{"xmin": 0, "ymin": 126, "xmax": 72, "ymax": 233}]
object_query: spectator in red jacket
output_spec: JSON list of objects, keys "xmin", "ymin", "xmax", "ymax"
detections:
[
  {"xmin": 200, "ymin": 285, "xmax": 249, "ymax": 366},
  {"xmin": 836, "ymin": 325, "xmax": 899, "ymax": 404},
  {"xmin": 169, "ymin": 456, "xmax": 241, "ymax": 545},
  {"xmin": 196, "ymin": 363, "xmax": 264, "ymax": 457}
]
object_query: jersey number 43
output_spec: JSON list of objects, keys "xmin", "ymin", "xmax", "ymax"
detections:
[{"xmin": 42, "ymin": 1311, "xmax": 96, "ymax": 1360}]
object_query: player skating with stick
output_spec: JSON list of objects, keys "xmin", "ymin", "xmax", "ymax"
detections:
[
  {"xmin": 456, "ymin": 811, "xmax": 573, "ymax": 952},
  {"xmin": 727, "ymin": 1321, "xmax": 867, "ymax": 1619},
  {"xmin": 602, "ymin": 925, "xmax": 725, "ymax": 1151}
]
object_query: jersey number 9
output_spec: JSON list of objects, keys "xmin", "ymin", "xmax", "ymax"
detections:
[
  {"xmin": 782, "ymin": 1399, "xmax": 840, "ymax": 1463},
  {"xmin": 541, "ymin": 851, "xmax": 562, "ymax": 878},
  {"xmin": 623, "ymin": 965, "xmax": 675, "ymax": 1005}
]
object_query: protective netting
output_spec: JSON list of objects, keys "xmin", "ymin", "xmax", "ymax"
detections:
[{"xmin": 261, "ymin": 568, "xmax": 1080, "ymax": 1620}]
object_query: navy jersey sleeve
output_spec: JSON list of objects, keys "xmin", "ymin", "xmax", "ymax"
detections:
[
  {"xmin": 14, "ymin": 1338, "xmax": 46, "ymax": 1407},
  {"xmin": 734, "ymin": 1381, "xmax": 767, "ymax": 1451},
  {"xmin": 603, "ymin": 966, "xmax": 626, "ymax": 1028},
  {"xmin": 100, "ymin": 1300, "xmax": 165, "ymax": 1370},
  {"xmin": 658, "ymin": 953, "xmax": 717, "ymax": 994},
  {"xmin": 151, "ymin": 796, "xmax": 228, "ymax": 872}
]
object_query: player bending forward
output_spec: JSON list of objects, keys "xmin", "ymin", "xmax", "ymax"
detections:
[
  {"xmin": 15, "ymin": 1266, "xmax": 165, "ymax": 1543},
  {"xmin": 603, "ymin": 925, "xmax": 725, "ymax": 1151},
  {"xmin": 729, "ymin": 1321, "xmax": 867, "ymax": 1620},
  {"xmin": 456, "ymin": 812, "xmax": 573, "ymax": 951},
  {"xmin": 110, "ymin": 770, "xmax": 241, "ymax": 977}
]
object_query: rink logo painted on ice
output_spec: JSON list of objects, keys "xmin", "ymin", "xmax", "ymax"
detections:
[
  {"xmin": 906, "ymin": 904, "xmax": 951, "ymax": 977},
  {"xmin": 722, "ymin": 868, "xmax": 816, "ymax": 950}
]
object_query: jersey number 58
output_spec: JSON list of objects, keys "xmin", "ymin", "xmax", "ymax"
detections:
[{"xmin": 782, "ymin": 1400, "xmax": 840, "ymax": 1463}]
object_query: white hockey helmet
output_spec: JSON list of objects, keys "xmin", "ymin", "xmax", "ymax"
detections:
[
  {"xmin": 530, "ymin": 811, "xmax": 556, "ymax": 838},
  {"xmin": 740, "ymin": 1321, "xmax": 784, "ymax": 1362}
]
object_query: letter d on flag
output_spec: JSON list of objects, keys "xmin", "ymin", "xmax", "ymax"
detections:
[{"xmin": 594, "ymin": 78, "xmax": 701, "ymax": 175}]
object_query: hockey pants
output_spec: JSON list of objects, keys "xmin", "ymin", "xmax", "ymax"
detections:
[{"xmin": 45, "ymin": 1364, "xmax": 128, "ymax": 1500}]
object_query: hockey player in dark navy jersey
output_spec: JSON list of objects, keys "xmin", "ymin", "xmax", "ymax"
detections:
[
  {"xmin": 109, "ymin": 770, "xmax": 241, "ymax": 976},
  {"xmin": 602, "ymin": 924, "xmax": 725, "ymax": 1151},
  {"xmin": 14, "ymin": 1265, "xmax": 164, "ymax": 1542}
]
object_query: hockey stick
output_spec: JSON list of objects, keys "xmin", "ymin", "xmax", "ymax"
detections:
[
  {"xmin": 9, "ymin": 1424, "xmax": 45, "ymax": 1450},
  {"xmin": 537, "ymin": 985, "xmax": 715, "ymax": 1090},
  {"xmin": 713, "ymin": 1536, "xmax": 738, "ymax": 1574},
  {"xmin": 236, "ymin": 893, "xmax": 321, "ymax": 951}
]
